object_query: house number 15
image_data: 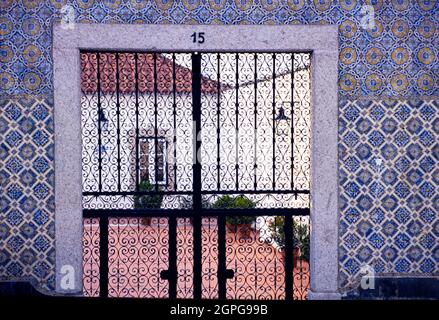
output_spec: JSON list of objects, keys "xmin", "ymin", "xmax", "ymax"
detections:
[{"xmin": 191, "ymin": 32, "xmax": 205, "ymax": 44}]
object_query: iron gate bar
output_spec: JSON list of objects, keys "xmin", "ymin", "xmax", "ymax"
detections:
[
  {"xmin": 217, "ymin": 214, "xmax": 226, "ymax": 299},
  {"xmin": 284, "ymin": 214, "xmax": 294, "ymax": 299},
  {"xmin": 235, "ymin": 53, "xmax": 239, "ymax": 191},
  {"xmin": 290, "ymin": 52, "xmax": 295, "ymax": 192},
  {"xmin": 153, "ymin": 53, "xmax": 159, "ymax": 191},
  {"xmin": 134, "ymin": 53, "xmax": 140, "ymax": 191},
  {"xmin": 216, "ymin": 52, "xmax": 221, "ymax": 191},
  {"xmin": 96, "ymin": 52, "xmax": 103, "ymax": 191},
  {"xmin": 115, "ymin": 52, "xmax": 121, "ymax": 191},
  {"xmin": 167, "ymin": 216, "xmax": 177, "ymax": 298},
  {"xmin": 192, "ymin": 52, "xmax": 203, "ymax": 300},
  {"xmin": 254, "ymin": 53, "xmax": 258, "ymax": 191},
  {"xmin": 272, "ymin": 52, "xmax": 276, "ymax": 191},
  {"xmin": 172, "ymin": 53, "xmax": 178, "ymax": 191},
  {"xmin": 83, "ymin": 189, "xmax": 310, "ymax": 196},
  {"xmin": 82, "ymin": 49, "xmax": 313, "ymax": 54},
  {"xmin": 99, "ymin": 217, "xmax": 109, "ymax": 298}
]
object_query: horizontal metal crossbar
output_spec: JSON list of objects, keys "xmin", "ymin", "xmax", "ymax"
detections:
[
  {"xmin": 83, "ymin": 189, "xmax": 310, "ymax": 196},
  {"xmin": 83, "ymin": 207, "xmax": 310, "ymax": 218},
  {"xmin": 81, "ymin": 49, "xmax": 313, "ymax": 54}
]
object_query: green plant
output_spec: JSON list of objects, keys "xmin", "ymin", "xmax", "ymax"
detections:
[
  {"xmin": 133, "ymin": 179, "xmax": 163, "ymax": 209},
  {"xmin": 211, "ymin": 195, "xmax": 256, "ymax": 225},
  {"xmin": 268, "ymin": 216, "xmax": 310, "ymax": 261},
  {"xmin": 180, "ymin": 196, "xmax": 212, "ymax": 209}
]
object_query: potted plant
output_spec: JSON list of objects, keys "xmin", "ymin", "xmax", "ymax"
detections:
[
  {"xmin": 211, "ymin": 195, "xmax": 256, "ymax": 236},
  {"xmin": 133, "ymin": 179, "xmax": 163, "ymax": 225},
  {"xmin": 268, "ymin": 216, "xmax": 310, "ymax": 266}
]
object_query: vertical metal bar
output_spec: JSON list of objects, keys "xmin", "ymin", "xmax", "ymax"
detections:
[
  {"xmin": 299, "ymin": 216, "xmax": 305, "ymax": 298},
  {"xmin": 136, "ymin": 221, "xmax": 140, "ymax": 294},
  {"xmin": 164, "ymin": 140, "xmax": 169, "ymax": 187},
  {"xmin": 172, "ymin": 53, "xmax": 178, "ymax": 191},
  {"xmin": 192, "ymin": 52, "xmax": 203, "ymax": 300},
  {"xmin": 284, "ymin": 215, "xmax": 293, "ymax": 300},
  {"xmin": 272, "ymin": 53, "xmax": 276, "ymax": 190},
  {"xmin": 115, "ymin": 53, "xmax": 121, "ymax": 191},
  {"xmin": 134, "ymin": 53, "xmax": 140, "ymax": 190},
  {"xmin": 253, "ymin": 53, "xmax": 258, "ymax": 191},
  {"xmin": 254, "ymin": 247, "xmax": 258, "ymax": 293},
  {"xmin": 215, "ymin": 54, "xmax": 224, "ymax": 298},
  {"xmin": 235, "ymin": 53, "xmax": 239, "ymax": 191},
  {"xmin": 157, "ymin": 220, "xmax": 161, "ymax": 294},
  {"xmin": 115, "ymin": 220, "xmax": 120, "ymax": 294},
  {"xmin": 99, "ymin": 217, "xmax": 109, "ymax": 298},
  {"xmin": 291, "ymin": 53, "xmax": 295, "ymax": 191},
  {"xmin": 217, "ymin": 215, "xmax": 226, "ymax": 299},
  {"xmin": 168, "ymin": 216, "xmax": 177, "ymax": 299},
  {"xmin": 153, "ymin": 53, "xmax": 159, "ymax": 190},
  {"xmin": 216, "ymin": 53, "xmax": 221, "ymax": 191},
  {"xmin": 87, "ymin": 221, "xmax": 94, "ymax": 293},
  {"xmin": 206, "ymin": 219, "xmax": 212, "ymax": 295},
  {"xmin": 96, "ymin": 53, "xmax": 103, "ymax": 192}
]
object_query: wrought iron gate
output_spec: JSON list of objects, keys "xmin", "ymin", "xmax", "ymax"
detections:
[{"xmin": 81, "ymin": 51, "xmax": 311, "ymax": 299}]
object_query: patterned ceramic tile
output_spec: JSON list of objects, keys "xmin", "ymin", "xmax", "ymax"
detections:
[
  {"xmin": 0, "ymin": 96, "xmax": 55, "ymax": 293},
  {"xmin": 339, "ymin": 98, "xmax": 439, "ymax": 290},
  {"xmin": 0, "ymin": 1, "xmax": 438, "ymax": 97}
]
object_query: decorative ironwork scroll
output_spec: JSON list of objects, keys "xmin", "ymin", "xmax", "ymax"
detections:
[
  {"xmin": 81, "ymin": 51, "xmax": 311, "ymax": 300},
  {"xmin": 83, "ymin": 218, "xmax": 100, "ymax": 297}
]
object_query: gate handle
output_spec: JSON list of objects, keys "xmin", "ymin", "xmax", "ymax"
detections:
[
  {"xmin": 160, "ymin": 270, "xmax": 169, "ymax": 280},
  {"xmin": 225, "ymin": 269, "xmax": 235, "ymax": 279},
  {"xmin": 160, "ymin": 269, "xmax": 176, "ymax": 281}
]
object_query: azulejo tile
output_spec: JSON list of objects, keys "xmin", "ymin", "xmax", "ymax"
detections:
[
  {"xmin": 339, "ymin": 98, "xmax": 438, "ymax": 290},
  {"xmin": 0, "ymin": 1, "xmax": 438, "ymax": 96},
  {"xmin": 6, "ymin": 209, "xmax": 24, "ymax": 226},
  {"xmin": 0, "ymin": 97, "xmax": 54, "ymax": 292}
]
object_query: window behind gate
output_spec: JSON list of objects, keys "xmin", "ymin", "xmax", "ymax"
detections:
[{"xmin": 139, "ymin": 137, "xmax": 167, "ymax": 185}]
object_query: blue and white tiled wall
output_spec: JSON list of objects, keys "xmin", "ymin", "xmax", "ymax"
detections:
[
  {"xmin": 0, "ymin": 95, "xmax": 55, "ymax": 292},
  {"xmin": 0, "ymin": 1, "xmax": 437, "ymax": 294},
  {"xmin": 339, "ymin": 98, "xmax": 438, "ymax": 289}
]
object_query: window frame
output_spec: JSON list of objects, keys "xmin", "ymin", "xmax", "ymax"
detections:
[{"xmin": 138, "ymin": 136, "xmax": 168, "ymax": 186}]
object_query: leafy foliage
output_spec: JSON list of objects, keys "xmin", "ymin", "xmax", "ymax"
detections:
[
  {"xmin": 133, "ymin": 179, "xmax": 163, "ymax": 209},
  {"xmin": 211, "ymin": 195, "xmax": 256, "ymax": 225},
  {"xmin": 269, "ymin": 216, "xmax": 310, "ymax": 261}
]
